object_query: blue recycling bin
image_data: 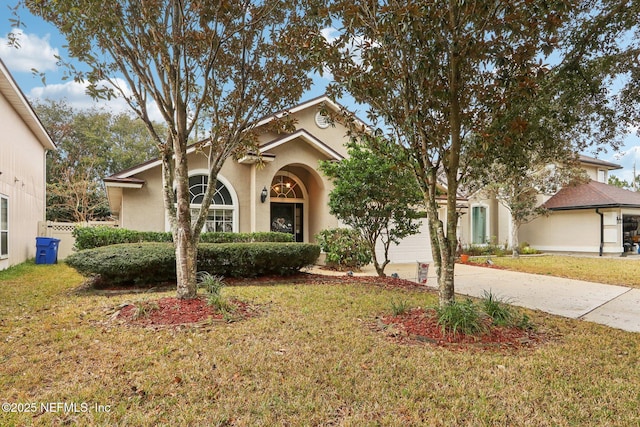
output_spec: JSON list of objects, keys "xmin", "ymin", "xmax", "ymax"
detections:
[{"xmin": 35, "ymin": 237, "xmax": 60, "ymax": 264}]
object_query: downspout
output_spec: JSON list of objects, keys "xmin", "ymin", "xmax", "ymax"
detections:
[
  {"xmin": 596, "ymin": 208, "xmax": 603, "ymax": 256},
  {"xmin": 43, "ymin": 150, "xmax": 49, "ymax": 222}
]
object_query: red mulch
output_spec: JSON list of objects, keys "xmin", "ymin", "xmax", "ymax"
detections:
[
  {"xmin": 377, "ymin": 307, "xmax": 546, "ymax": 352},
  {"xmin": 116, "ymin": 296, "xmax": 255, "ymax": 328},
  {"xmin": 112, "ymin": 273, "xmax": 548, "ymax": 351}
]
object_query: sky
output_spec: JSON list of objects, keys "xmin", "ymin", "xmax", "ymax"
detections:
[{"xmin": 1, "ymin": 1, "xmax": 638, "ymax": 182}]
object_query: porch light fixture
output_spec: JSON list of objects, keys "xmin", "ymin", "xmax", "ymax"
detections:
[
  {"xmin": 617, "ymin": 216, "xmax": 623, "ymax": 224},
  {"xmin": 260, "ymin": 186, "xmax": 268, "ymax": 203}
]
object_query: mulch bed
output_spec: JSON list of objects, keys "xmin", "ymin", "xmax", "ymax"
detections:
[
  {"xmin": 376, "ymin": 307, "xmax": 546, "ymax": 352},
  {"xmin": 115, "ymin": 297, "xmax": 256, "ymax": 328},
  {"xmin": 108, "ymin": 272, "xmax": 549, "ymax": 351}
]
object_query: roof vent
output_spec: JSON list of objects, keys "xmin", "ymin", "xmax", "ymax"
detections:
[{"xmin": 314, "ymin": 111, "xmax": 330, "ymax": 129}]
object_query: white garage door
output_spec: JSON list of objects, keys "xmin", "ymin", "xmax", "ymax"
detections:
[{"xmin": 375, "ymin": 219, "xmax": 433, "ymax": 263}]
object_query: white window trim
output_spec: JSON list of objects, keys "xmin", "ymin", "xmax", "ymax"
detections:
[
  {"xmin": 470, "ymin": 203, "xmax": 490, "ymax": 245},
  {"xmin": 597, "ymin": 169, "xmax": 607, "ymax": 183},
  {"xmin": 166, "ymin": 171, "xmax": 239, "ymax": 233},
  {"xmin": 0, "ymin": 195, "xmax": 8, "ymax": 259}
]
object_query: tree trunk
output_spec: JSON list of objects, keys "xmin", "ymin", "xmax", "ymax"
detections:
[
  {"xmin": 173, "ymin": 137, "xmax": 198, "ymax": 299},
  {"xmin": 373, "ymin": 257, "xmax": 389, "ymax": 277},
  {"xmin": 175, "ymin": 227, "xmax": 198, "ymax": 299},
  {"xmin": 371, "ymin": 234, "xmax": 389, "ymax": 277},
  {"xmin": 511, "ymin": 217, "xmax": 520, "ymax": 259},
  {"xmin": 437, "ymin": 254, "xmax": 456, "ymax": 306},
  {"xmin": 424, "ymin": 184, "xmax": 457, "ymax": 307}
]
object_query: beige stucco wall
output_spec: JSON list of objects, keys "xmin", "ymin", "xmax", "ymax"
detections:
[
  {"xmin": 0, "ymin": 93, "xmax": 47, "ymax": 269},
  {"xmin": 520, "ymin": 209, "xmax": 623, "ymax": 254},
  {"xmin": 258, "ymin": 107, "xmax": 350, "ymax": 159},
  {"xmin": 117, "ymin": 104, "xmax": 350, "ymax": 243}
]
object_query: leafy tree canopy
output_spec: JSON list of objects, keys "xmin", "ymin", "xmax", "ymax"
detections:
[
  {"xmin": 33, "ymin": 99, "xmax": 161, "ymax": 222},
  {"xmin": 320, "ymin": 136, "xmax": 422, "ymax": 276}
]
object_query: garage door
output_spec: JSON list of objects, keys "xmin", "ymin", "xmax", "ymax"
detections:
[{"xmin": 375, "ymin": 219, "xmax": 433, "ymax": 263}]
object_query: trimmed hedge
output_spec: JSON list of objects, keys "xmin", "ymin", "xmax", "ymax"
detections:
[
  {"xmin": 65, "ymin": 242, "xmax": 320, "ymax": 285},
  {"xmin": 66, "ymin": 242, "xmax": 176, "ymax": 285},
  {"xmin": 199, "ymin": 232, "xmax": 294, "ymax": 244},
  {"xmin": 73, "ymin": 227, "xmax": 293, "ymax": 250}
]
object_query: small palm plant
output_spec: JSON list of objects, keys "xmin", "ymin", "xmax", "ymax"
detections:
[{"xmin": 197, "ymin": 272, "xmax": 235, "ymax": 314}]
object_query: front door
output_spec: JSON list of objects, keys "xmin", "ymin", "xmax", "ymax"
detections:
[{"xmin": 271, "ymin": 203, "xmax": 303, "ymax": 242}]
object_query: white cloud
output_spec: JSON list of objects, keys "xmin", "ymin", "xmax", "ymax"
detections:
[
  {"xmin": 321, "ymin": 27, "xmax": 340, "ymax": 44},
  {"xmin": 0, "ymin": 30, "xmax": 59, "ymax": 73},
  {"xmin": 608, "ymin": 140, "xmax": 640, "ymax": 182},
  {"xmin": 28, "ymin": 78, "xmax": 164, "ymax": 123}
]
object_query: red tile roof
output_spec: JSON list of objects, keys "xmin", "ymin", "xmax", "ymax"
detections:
[{"xmin": 544, "ymin": 180, "xmax": 640, "ymax": 210}]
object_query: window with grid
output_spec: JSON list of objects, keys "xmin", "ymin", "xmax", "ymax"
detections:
[
  {"xmin": 1, "ymin": 196, "xmax": 8, "ymax": 258},
  {"xmin": 187, "ymin": 175, "xmax": 235, "ymax": 232}
]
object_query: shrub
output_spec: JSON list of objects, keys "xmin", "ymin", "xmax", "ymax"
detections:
[
  {"xmin": 480, "ymin": 290, "xmax": 535, "ymax": 330},
  {"xmin": 66, "ymin": 242, "xmax": 176, "ymax": 285},
  {"xmin": 73, "ymin": 227, "xmax": 172, "ymax": 250},
  {"xmin": 66, "ymin": 242, "xmax": 320, "ymax": 285},
  {"xmin": 390, "ymin": 298, "xmax": 410, "ymax": 316},
  {"xmin": 197, "ymin": 272, "xmax": 235, "ymax": 313},
  {"xmin": 199, "ymin": 231, "xmax": 294, "ymax": 243},
  {"xmin": 435, "ymin": 299, "xmax": 487, "ymax": 336},
  {"xmin": 73, "ymin": 227, "xmax": 293, "ymax": 250},
  {"xmin": 480, "ymin": 290, "xmax": 514, "ymax": 327},
  {"xmin": 519, "ymin": 242, "xmax": 540, "ymax": 255},
  {"xmin": 315, "ymin": 228, "xmax": 372, "ymax": 270},
  {"xmin": 197, "ymin": 243, "xmax": 320, "ymax": 277}
]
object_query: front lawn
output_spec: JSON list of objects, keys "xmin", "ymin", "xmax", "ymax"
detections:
[
  {"xmin": 1, "ymin": 262, "xmax": 639, "ymax": 426},
  {"xmin": 472, "ymin": 255, "xmax": 640, "ymax": 288}
]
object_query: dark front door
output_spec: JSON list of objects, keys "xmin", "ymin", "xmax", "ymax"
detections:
[{"xmin": 271, "ymin": 203, "xmax": 303, "ymax": 242}]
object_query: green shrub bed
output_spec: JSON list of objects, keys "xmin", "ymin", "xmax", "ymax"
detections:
[
  {"xmin": 66, "ymin": 242, "xmax": 320, "ymax": 285},
  {"xmin": 73, "ymin": 227, "xmax": 294, "ymax": 250}
]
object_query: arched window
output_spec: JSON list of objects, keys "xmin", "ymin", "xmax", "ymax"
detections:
[
  {"xmin": 270, "ymin": 174, "xmax": 303, "ymax": 199},
  {"xmin": 189, "ymin": 175, "xmax": 233, "ymax": 205},
  {"xmin": 185, "ymin": 175, "xmax": 236, "ymax": 232}
]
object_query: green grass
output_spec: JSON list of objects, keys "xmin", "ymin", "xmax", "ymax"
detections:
[
  {"xmin": 1, "ymin": 262, "xmax": 640, "ymax": 425},
  {"xmin": 475, "ymin": 255, "xmax": 640, "ymax": 288}
]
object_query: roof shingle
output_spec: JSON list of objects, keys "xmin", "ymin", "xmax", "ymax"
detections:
[{"xmin": 544, "ymin": 180, "xmax": 640, "ymax": 210}]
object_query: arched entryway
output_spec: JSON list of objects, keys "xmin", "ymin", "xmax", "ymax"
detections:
[{"xmin": 269, "ymin": 171, "xmax": 307, "ymax": 242}]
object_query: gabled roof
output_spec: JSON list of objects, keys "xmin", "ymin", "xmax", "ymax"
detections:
[
  {"xmin": 103, "ymin": 176, "xmax": 145, "ymax": 188},
  {"xmin": 544, "ymin": 180, "xmax": 640, "ymax": 211},
  {"xmin": 578, "ymin": 154, "xmax": 622, "ymax": 170},
  {"xmin": 0, "ymin": 58, "xmax": 56, "ymax": 151},
  {"xmin": 106, "ymin": 95, "xmax": 348, "ymax": 182},
  {"xmin": 254, "ymin": 95, "xmax": 367, "ymax": 130},
  {"xmin": 238, "ymin": 128, "xmax": 343, "ymax": 164}
]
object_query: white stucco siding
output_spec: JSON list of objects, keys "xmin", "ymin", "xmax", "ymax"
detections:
[
  {"xmin": 378, "ymin": 218, "xmax": 433, "ymax": 264},
  {"xmin": 0, "ymin": 89, "xmax": 48, "ymax": 269}
]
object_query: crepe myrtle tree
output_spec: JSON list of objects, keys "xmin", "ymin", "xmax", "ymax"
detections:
[
  {"xmin": 22, "ymin": 0, "xmax": 318, "ymax": 298},
  {"xmin": 309, "ymin": 0, "xmax": 577, "ymax": 306},
  {"xmin": 320, "ymin": 136, "xmax": 422, "ymax": 276}
]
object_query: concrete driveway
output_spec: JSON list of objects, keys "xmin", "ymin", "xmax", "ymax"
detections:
[{"xmin": 314, "ymin": 262, "xmax": 640, "ymax": 333}]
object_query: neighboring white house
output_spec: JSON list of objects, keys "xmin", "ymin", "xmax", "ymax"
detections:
[{"xmin": 0, "ymin": 58, "xmax": 56, "ymax": 270}]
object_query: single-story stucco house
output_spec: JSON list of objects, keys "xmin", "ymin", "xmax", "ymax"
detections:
[
  {"xmin": 104, "ymin": 96, "xmax": 439, "ymax": 263},
  {"xmin": 105, "ymin": 95, "xmax": 639, "ymax": 261},
  {"xmin": 0, "ymin": 58, "xmax": 56, "ymax": 270}
]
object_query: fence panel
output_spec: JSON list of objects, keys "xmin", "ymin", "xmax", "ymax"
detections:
[{"xmin": 38, "ymin": 221, "xmax": 118, "ymax": 259}]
